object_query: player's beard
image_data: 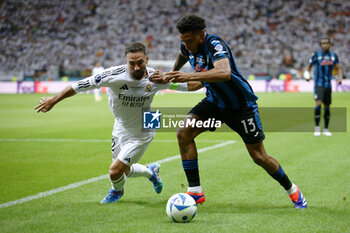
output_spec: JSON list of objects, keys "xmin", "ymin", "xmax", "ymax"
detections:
[{"xmin": 132, "ymin": 69, "xmax": 146, "ymax": 80}]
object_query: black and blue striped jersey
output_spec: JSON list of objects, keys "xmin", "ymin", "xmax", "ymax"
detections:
[
  {"xmin": 180, "ymin": 33, "xmax": 258, "ymax": 110},
  {"xmin": 309, "ymin": 50, "xmax": 339, "ymax": 88}
]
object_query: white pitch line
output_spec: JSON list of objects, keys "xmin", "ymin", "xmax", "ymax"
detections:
[
  {"xmin": 0, "ymin": 138, "xmax": 231, "ymax": 143},
  {"xmin": 0, "ymin": 175, "xmax": 109, "ymax": 210},
  {"xmin": 0, "ymin": 140, "xmax": 236, "ymax": 209},
  {"xmin": 156, "ymin": 140, "xmax": 236, "ymax": 164}
]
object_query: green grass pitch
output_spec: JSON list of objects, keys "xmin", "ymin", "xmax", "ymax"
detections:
[{"xmin": 0, "ymin": 92, "xmax": 349, "ymax": 233}]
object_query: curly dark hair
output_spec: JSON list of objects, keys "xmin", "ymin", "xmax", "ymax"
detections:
[
  {"xmin": 125, "ymin": 42, "xmax": 147, "ymax": 56},
  {"xmin": 176, "ymin": 14, "xmax": 206, "ymax": 34}
]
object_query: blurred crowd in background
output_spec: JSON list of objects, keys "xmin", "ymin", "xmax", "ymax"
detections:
[{"xmin": 0, "ymin": 0, "xmax": 349, "ymax": 80}]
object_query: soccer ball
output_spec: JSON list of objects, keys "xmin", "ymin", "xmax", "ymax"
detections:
[{"xmin": 166, "ymin": 193, "xmax": 197, "ymax": 223}]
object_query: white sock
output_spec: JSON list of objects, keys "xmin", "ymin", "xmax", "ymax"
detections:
[
  {"xmin": 286, "ymin": 183, "xmax": 297, "ymax": 195},
  {"xmin": 187, "ymin": 186, "xmax": 202, "ymax": 193},
  {"xmin": 128, "ymin": 163, "xmax": 152, "ymax": 178},
  {"xmin": 111, "ymin": 173, "xmax": 126, "ymax": 191}
]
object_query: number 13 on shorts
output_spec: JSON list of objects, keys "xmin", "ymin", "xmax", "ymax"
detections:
[{"xmin": 241, "ymin": 118, "xmax": 257, "ymax": 134}]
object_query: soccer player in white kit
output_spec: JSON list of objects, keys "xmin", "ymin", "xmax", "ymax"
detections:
[
  {"xmin": 35, "ymin": 42, "xmax": 202, "ymax": 203},
  {"xmin": 92, "ymin": 62, "xmax": 104, "ymax": 102}
]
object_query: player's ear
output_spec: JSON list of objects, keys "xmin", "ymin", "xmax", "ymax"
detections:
[{"xmin": 145, "ymin": 56, "xmax": 149, "ymax": 64}]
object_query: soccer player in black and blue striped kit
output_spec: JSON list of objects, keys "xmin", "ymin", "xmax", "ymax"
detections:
[
  {"xmin": 304, "ymin": 37, "xmax": 343, "ymax": 136},
  {"xmin": 163, "ymin": 15, "xmax": 306, "ymax": 208}
]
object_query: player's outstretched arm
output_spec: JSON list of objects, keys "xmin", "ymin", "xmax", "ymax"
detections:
[
  {"xmin": 165, "ymin": 58, "xmax": 231, "ymax": 83},
  {"xmin": 150, "ymin": 71, "xmax": 203, "ymax": 91},
  {"xmin": 34, "ymin": 86, "xmax": 76, "ymax": 113},
  {"xmin": 187, "ymin": 81, "xmax": 204, "ymax": 91},
  {"xmin": 172, "ymin": 52, "xmax": 189, "ymax": 71}
]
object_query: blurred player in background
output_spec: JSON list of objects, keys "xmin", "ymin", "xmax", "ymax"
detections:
[
  {"xmin": 35, "ymin": 42, "xmax": 201, "ymax": 204},
  {"xmin": 304, "ymin": 37, "xmax": 343, "ymax": 136},
  {"xmin": 92, "ymin": 62, "xmax": 105, "ymax": 101},
  {"xmin": 152, "ymin": 15, "xmax": 307, "ymax": 208}
]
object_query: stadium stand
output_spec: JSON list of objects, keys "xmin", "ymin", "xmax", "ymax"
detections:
[{"xmin": 0, "ymin": 0, "xmax": 348, "ymax": 79}]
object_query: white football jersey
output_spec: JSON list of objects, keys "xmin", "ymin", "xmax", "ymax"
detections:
[{"xmin": 72, "ymin": 65, "xmax": 187, "ymax": 140}]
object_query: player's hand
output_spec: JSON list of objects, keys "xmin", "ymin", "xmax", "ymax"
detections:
[
  {"xmin": 164, "ymin": 71, "xmax": 191, "ymax": 83},
  {"xmin": 338, "ymin": 79, "xmax": 342, "ymax": 85},
  {"xmin": 34, "ymin": 97, "xmax": 56, "ymax": 113},
  {"xmin": 149, "ymin": 70, "xmax": 169, "ymax": 84}
]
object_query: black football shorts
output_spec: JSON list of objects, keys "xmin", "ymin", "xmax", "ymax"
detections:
[
  {"xmin": 314, "ymin": 87, "xmax": 332, "ymax": 105},
  {"xmin": 189, "ymin": 98, "xmax": 265, "ymax": 144}
]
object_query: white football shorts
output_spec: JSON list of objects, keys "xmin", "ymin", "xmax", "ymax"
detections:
[{"xmin": 111, "ymin": 135, "xmax": 153, "ymax": 166}]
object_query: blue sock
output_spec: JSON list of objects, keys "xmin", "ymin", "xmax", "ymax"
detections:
[
  {"xmin": 270, "ymin": 165, "xmax": 292, "ymax": 190},
  {"xmin": 182, "ymin": 160, "xmax": 200, "ymax": 187}
]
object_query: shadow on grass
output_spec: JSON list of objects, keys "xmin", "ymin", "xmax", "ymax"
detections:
[
  {"xmin": 69, "ymin": 198, "xmax": 167, "ymax": 209},
  {"xmin": 202, "ymin": 202, "xmax": 296, "ymax": 214}
]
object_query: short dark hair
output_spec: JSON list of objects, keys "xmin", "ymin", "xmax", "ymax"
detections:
[
  {"xmin": 320, "ymin": 37, "xmax": 331, "ymax": 44},
  {"xmin": 176, "ymin": 14, "xmax": 206, "ymax": 34},
  {"xmin": 125, "ymin": 42, "xmax": 147, "ymax": 56}
]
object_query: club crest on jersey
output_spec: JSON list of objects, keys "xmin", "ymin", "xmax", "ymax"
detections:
[
  {"xmin": 214, "ymin": 44, "xmax": 223, "ymax": 52},
  {"xmin": 94, "ymin": 74, "xmax": 102, "ymax": 84},
  {"xmin": 145, "ymin": 83, "xmax": 152, "ymax": 92}
]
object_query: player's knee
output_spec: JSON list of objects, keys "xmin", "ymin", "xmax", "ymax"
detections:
[
  {"xmin": 250, "ymin": 152, "xmax": 267, "ymax": 166},
  {"xmin": 109, "ymin": 166, "xmax": 123, "ymax": 180},
  {"xmin": 176, "ymin": 128, "xmax": 194, "ymax": 145}
]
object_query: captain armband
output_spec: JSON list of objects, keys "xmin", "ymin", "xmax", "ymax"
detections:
[{"xmin": 169, "ymin": 82, "xmax": 188, "ymax": 91}]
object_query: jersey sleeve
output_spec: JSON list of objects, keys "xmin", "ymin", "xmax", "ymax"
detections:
[
  {"xmin": 72, "ymin": 66, "xmax": 124, "ymax": 93},
  {"xmin": 208, "ymin": 38, "xmax": 229, "ymax": 63},
  {"xmin": 71, "ymin": 76, "xmax": 96, "ymax": 93},
  {"xmin": 309, "ymin": 52, "xmax": 317, "ymax": 65}
]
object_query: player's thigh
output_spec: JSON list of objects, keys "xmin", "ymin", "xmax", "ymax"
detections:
[
  {"xmin": 223, "ymin": 106, "xmax": 265, "ymax": 144},
  {"xmin": 177, "ymin": 114, "xmax": 208, "ymax": 140},
  {"xmin": 322, "ymin": 88, "xmax": 332, "ymax": 106},
  {"xmin": 182, "ymin": 98, "xmax": 221, "ymax": 135},
  {"xmin": 314, "ymin": 86, "xmax": 325, "ymax": 102}
]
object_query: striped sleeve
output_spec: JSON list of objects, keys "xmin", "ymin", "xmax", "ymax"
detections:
[
  {"xmin": 309, "ymin": 52, "xmax": 317, "ymax": 65},
  {"xmin": 72, "ymin": 76, "xmax": 95, "ymax": 93},
  {"xmin": 72, "ymin": 65, "xmax": 126, "ymax": 93},
  {"xmin": 208, "ymin": 37, "xmax": 229, "ymax": 63}
]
